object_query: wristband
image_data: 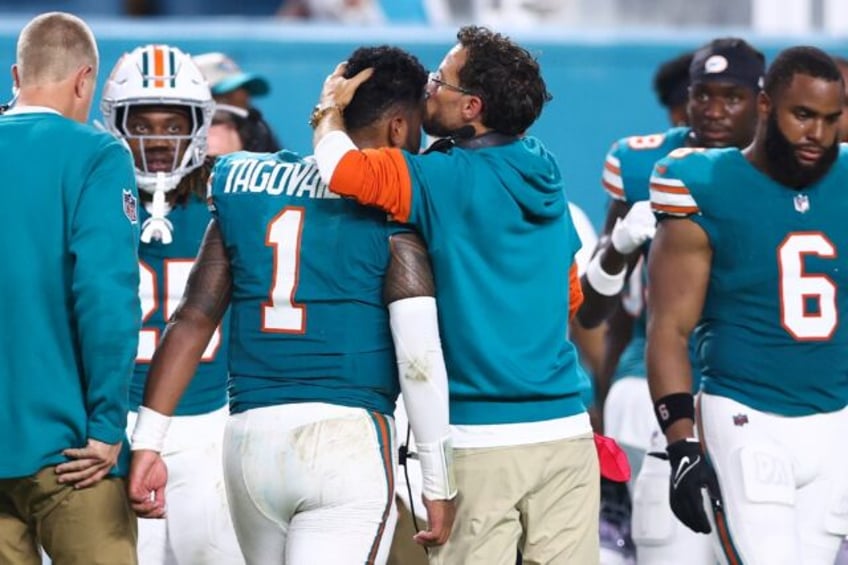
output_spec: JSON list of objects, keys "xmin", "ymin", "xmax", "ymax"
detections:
[
  {"xmin": 653, "ymin": 392, "xmax": 695, "ymax": 433},
  {"xmin": 415, "ymin": 436, "xmax": 457, "ymax": 501},
  {"xmin": 131, "ymin": 406, "xmax": 172, "ymax": 452},
  {"xmin": 585, "ymin": 253, "xmax": 627, "ymax": 297}
]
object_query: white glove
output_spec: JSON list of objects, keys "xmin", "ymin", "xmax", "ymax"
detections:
[{"xmin": 610, "ymin": 200, "xmax": 657, "ymax": 254}]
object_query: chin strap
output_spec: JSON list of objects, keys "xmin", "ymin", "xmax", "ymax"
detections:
[{"xmin": 140, "ymin": 173, "xmax": 174, "ymax": 244}]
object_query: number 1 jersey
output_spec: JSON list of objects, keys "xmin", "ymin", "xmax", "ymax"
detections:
[
  {"xmin": 650, "ymin": 146, "xmax": 848, "ymax": 416},
  {"xmin": 209, "ymin": 151, "xmax": 405, "ymax": 416}
]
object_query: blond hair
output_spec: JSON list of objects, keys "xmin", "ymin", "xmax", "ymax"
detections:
[{"xmin": 16, "ymin": 12, "xmax": 98, "ymax": 87}]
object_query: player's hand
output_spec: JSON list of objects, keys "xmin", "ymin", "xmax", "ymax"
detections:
[
  {"xmin": 666, "ymin": 438, "xmax": 719, "ymax": 534},
  {"xmin": 127, "ymin": 449, "xmax": 168, "ymax": 519},
  {"xmin": 318, "ymin": 62, "xmax": 374, "ymax": 111},
  {"xmin": 610, "ymin": 200, "xmax": 657, "ymax": 254},
  {"xmin": 55, "ymin": 438, "xmax": 122, "ymax": 489},
  {"xmin": 413, "ymin": 496, "xmax": 456, "ymax": 547}
]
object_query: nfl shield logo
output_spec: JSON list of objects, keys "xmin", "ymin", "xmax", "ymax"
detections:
[
  {"xmin": 123, "ymin": 189, "xmax": 138, "ymax": 224},
  {"xmin": 794, "ymin": 193, "xmax": 810, "ymax": 214}
]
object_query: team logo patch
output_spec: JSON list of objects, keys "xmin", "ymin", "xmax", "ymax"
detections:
[
  {"xmin": 732, "ymin": 413, "xmax": 749, "ymax": 427},
  {"xmin": 123, "ymin": 189, "xmax": 138, "ymax": 224},
  {"xmin": 794, "ymin": 193, "xmax": 810, "ymax": 214},
  {"xmin": 704, "ymin": 55, "xmax": 729, "ymax": 74}
]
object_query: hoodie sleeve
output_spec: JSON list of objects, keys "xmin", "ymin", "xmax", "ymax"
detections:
[
  {"xmin": 318, "ymin": 143, "xmax": 416, "ymax": 223},
  {"xmin": 70, "ymin": 139, "xmax": 141, "ymax": 445}
]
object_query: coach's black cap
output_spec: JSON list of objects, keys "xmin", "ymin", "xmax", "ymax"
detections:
[{"xmin": 690, "ymin": 37, "xmax": 765, "ymax": 92}]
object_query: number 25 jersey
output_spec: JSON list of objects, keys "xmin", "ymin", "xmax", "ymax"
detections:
[
  {"xmin": 208, "ymin": 151, "xmax": 404, "ymax": 416},
  {"xmin": 134, "ymin": 197, "xmax": 229, "ymax": 416},
  {"xmin": 651, "ymin": 146, "xmax": 848, "ymax": 416}
]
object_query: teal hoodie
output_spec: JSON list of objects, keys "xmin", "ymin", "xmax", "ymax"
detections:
[
  {"xmin": 402, "ymin": 136, "xmax": 586, "ymax": 425},
  {"xmin": 0, "ymin": 111, "xmax": 140, "ymax": 478}
]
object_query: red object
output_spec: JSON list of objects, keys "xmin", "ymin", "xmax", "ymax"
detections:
[{"xmin": 594, "ymin": 433, "xmax": 631, "ymax": 482}]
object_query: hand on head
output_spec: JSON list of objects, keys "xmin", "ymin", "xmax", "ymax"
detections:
[{"xmin": 318, "ymin": 62, "xmax": 374, "ymax": 111}]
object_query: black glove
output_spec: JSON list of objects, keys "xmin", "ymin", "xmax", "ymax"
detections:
[{"xmin": 666, "ymin": 438, "xmax": 721, "ymax": 534}]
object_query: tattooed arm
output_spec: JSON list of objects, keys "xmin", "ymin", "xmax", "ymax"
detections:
[
  {"xmin": 384, "ymin": 231, "xmax": 456, "ymax": 546},
  {"xmin": 141, "ymin": 219, "xmax": 232, "ymax": 415},
  {"xmin": 128, "ymin": 219, "xmax": 232, "ymax": 518},
  {"xmin": 384, "ymin": 232, "xmax": 436, "ymax": 303}
]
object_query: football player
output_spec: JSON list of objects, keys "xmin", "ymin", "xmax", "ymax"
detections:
[
  {"xmin": 579, "ymin": 37, "xmax": 765, "ymax": 565},
  {"xmin": 100, "ymin": 44, "xmax": 243, "ymax": 565},
  {"xmin": 126, "ymin": 46, "xmax": 456, "ymax": 565},
  {"xmin": 648, "ymin": 45, "xmax": 848, "ymax": 564}
]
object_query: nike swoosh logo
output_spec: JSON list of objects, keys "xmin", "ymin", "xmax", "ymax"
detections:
[{"xmin": 673, "ymin": 455, "xmax": 700, "ymax": 490}]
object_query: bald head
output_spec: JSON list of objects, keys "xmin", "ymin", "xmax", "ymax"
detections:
[{"xmin": 16, "ymin": 12, "xmax": 98, "ymax": 87}]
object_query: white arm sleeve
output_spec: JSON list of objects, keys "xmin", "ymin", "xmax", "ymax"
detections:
[
  {"xmin": 388, "ymin": 296, "xmax": 456, "ymax": 501},
  {"xmin": 314, "ymin": 130, "xmax": 357, "ymax": 184}
]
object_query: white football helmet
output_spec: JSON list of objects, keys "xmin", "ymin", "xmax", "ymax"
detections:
[{"xmin": 101, "ymin": 44, "xmax": 214, "ymax": 195}]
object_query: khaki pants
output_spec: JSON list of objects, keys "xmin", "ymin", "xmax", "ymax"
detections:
[
  {"xmin": 0, "ymin": 466, "xmax": 137, "ymax": 565},
  {"xmin": 429, "ymin": 434, "xmax": 599, "ymax": 565},
  {"xmin": 387, "ymin": 496, "xmax": 429, "ymax": 565}
]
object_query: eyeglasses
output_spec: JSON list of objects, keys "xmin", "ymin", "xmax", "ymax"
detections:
[{"xmin": 428, "ymin": 72, "xmax": 476, "ymax": 96}]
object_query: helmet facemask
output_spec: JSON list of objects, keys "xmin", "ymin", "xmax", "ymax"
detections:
[{"xmin": 100, "ymin": 45, "xmax": 215, "ymax": 243}]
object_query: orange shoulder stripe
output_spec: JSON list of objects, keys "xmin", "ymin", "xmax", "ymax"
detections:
[
  {"xmin": 330, "ymin": 148, "xmax": 413, "ymax": 223},
  {"xmin": 604, "ymin": 161, "xmax": 621, "ymax": 175},
  {"xmin": 652, "ymin": 203, "xmax": 699, "ymax": 214},
  {"xmin": 569, "ymin": 262, "xmax": 583, "ymax": 321},
  {"xmin": 649, "ymin": 181, "xmax": 690, "ymax": 195},
  {"xmin": 602, "ymin": 179, "xmax": 625, "ymax": 198}
]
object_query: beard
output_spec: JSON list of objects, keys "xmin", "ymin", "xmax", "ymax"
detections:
[
  {"xmin": 423, "ymin": 114, "xmax": 458, "ymax": 139},
  {"xmin": 763, "ymin": 110, "xmax": 838, "ymax": 189}
]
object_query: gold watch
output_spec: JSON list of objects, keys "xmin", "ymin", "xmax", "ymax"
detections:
[{"xmin": 309, "ymin": 103, "xmax": 341, "ymax": 129}]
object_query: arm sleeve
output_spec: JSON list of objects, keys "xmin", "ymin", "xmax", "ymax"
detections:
[
  {"xmin": 70, "ymin": 140, "xmax": 141, "ymax": 444},
  {"xmin": 388, "ymin": 296, "xmax": 456, "ymax": 500}
]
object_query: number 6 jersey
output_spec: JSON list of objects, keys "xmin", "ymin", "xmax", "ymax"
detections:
[
  {"xmin": 650, "ymin": 146, "xmax": 848, "ymax": 416},
  {"xmin": 208, "ymin": 151, "xmax": 406, "ymax": 416}
]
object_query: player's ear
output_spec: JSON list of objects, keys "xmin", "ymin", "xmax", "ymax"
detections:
[
  {"xmin": 389, "ymin": 115, "xmax": 408, "ymax": 149},
  {"xmin": 11, "ymin": 64, "xmax": 20, "ymax": 89}
]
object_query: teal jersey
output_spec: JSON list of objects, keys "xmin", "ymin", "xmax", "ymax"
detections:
[
  {"xmin": 651, "ymin": 146, "xmax": 848, "ymax": 415},
  {"xmin": 0, "ymin": 111, "xmax": 140, "ymax": 478},
  {"xmin": 602, "ymin": 127, "xmax": 691, "ymax": 203},
  {"xmin": 133, "ymin": 196, "xmax": 229, "ymax": 415},
  {"xmin": 209, "ymin": 151, "xmax": 404, "ymax": 416},
  {"xmin": 602, "ymin": 127, "xmax": 702, "ymax": 389},
  {"xmin": 402, "ymin": 137, "xmax": 585, "ymax": 425}
]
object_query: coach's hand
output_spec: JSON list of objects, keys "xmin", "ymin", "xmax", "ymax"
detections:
[
  {"xmin": 414, "ymin": 496, "xmax": 456, "ymax": 547},
  {"xmin": 127, "ymin": 449, "xmax": 168, "ymax": 519},
  {"xmin": 318, "ymin": 62, "xmax": 374, "ymax": 111},
  {"xmin": 55, "ymin": 438, "xmax": 122, "ymax": 489},
  {"xmin": 666, "ymin": 438, "xmax": 719, "ymax": 534}
]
